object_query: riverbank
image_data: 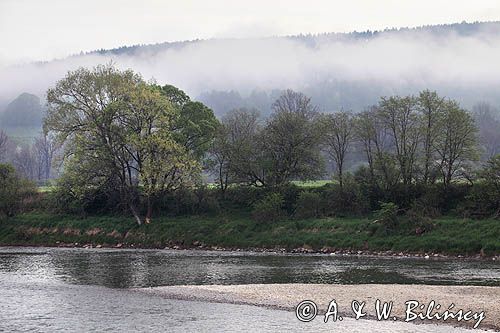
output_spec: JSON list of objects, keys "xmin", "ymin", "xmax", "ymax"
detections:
[
  {"xmin": 0, "ymin": 212, "xmax": 498, "ymax": 257},
  {"xmin": 135, "ymin": 284, "xmax": 500, "ymax": 331}
]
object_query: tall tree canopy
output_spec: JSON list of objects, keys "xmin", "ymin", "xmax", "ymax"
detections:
[{"xmin": 45, "ymin": 64, "xmax": 218, "ymax": 224}]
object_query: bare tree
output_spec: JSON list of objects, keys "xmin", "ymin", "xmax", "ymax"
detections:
[
  {"xmin": 263, "ymin": 90, "xmax": 323, "ymax": 186},
  {"xmin": 472, "ymin": 102, "xmax": 500, "ymax": 159},
  {"xmin": 354, "ymin": 106, "xmax": 397, "ymax": 189},
  {"xmin": 34, "ymin": 132, "xmax": 59, "ymax": 181},
  {"xmin": 215, "ymin": 108, "xmax": 265, "ymax": 187},
  {"xmin": 378, "ymin": 96, "xmax": 421, "ymax": 185},
  {"xmin": 435, "ymin": 101, "xmax": 479, "ymax": 187},
  {"xmin": 418, "ymin": 90, "xmax": 445, "ymax": 184},
  {"xmin": 12, "ymin": 145, "xmax": 37, "ymax": 180},
  {"xmin": 323, "ymin": 111, "xmax": 353, "ymax": 188}
]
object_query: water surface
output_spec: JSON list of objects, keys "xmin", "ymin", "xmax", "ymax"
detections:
[{"xmin": 0, "ymin": 247, "xmax": 498, "ymax": 332}]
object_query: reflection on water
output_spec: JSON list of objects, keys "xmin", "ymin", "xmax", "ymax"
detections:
[
  {"xmin": 0, "ymin": 247, "xmax": 497, "ymax": 332},
  {"xmin": 0, "ymin": 247, "xmax": 498, "ymax": 288}
]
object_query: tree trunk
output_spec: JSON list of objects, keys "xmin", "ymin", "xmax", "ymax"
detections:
[
  {"xmin": 129, "ymin": 203, "xmax": 143, "ymax": 225},
  {"xmin": 145, "ymin": 197, "xmax": 153, "ymax": 224},
  {"xmin": 338, "ymin": 166, "xmax": 343, "ymax": 189}
]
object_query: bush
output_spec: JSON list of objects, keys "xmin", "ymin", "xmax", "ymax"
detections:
[
  {"xmin": 319, "ymin": 176, "xmax": 369, "ymax": 216},
  {"xmin": 47, "ymin": 175, "xmax": 123, "ymax": 215},
  {"xmin": 156, "ymin": 187, "xmax": 220, "ymax": 216},
  {"xmin": 223, "ymin": 186, "xmax": 265, "ymax": 208},
  {"xmin": 459, "ymin": 155, "xmax": 500, "ymax": 219},
  {"xmin": 294, "ymin": 191, "xmax": 322, "ymax": 219},
  {"xmin": 0, "ymin": 163, "xmax": 36, "ymax": 218},
  {"xmin": 405, "ymin": 207, "xmax": 434, "ymax": 234},
  {"xmin": 277, "ymin": 184, "xmax": 301, "ymax": 215},
  {"xmin": 252, "ymin": 193, "xmax": 285, "ymax": 224},
  {"xmin": 374, "ymin": 202, "xmax": 399, "ymax": 233},
  {"xmin": 458, "ymin": 183, "xmax": 499, "ymax": 219}
]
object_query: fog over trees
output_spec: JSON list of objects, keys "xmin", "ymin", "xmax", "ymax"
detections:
[{"xmin": 3, "ymin": 21, "xmax": 500, "ymax": 112}]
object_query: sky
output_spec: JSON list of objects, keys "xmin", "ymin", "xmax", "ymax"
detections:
[{"xmin": 1, "ymin": 0, "xmax": 500, "ymax": 66}]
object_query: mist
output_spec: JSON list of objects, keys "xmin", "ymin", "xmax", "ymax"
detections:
[{"xmin": 2, "ymin": 22, "xmax": 500, "ymax": 111}]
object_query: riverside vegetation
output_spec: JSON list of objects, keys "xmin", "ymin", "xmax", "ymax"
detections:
[{"xmin": 0, "ymin": 64, "xmax": 499, "ymax": 256}]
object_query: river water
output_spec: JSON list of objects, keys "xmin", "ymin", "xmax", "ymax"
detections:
[{"xmin": 0, "ymin": 247, "xmax": 498, "ymax": 332}]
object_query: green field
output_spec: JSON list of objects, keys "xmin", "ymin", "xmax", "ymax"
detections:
[
  {"xmin": 291, "ymin": 180, "xmax": 335, "ymax": 187},
  {"xmin": 1, "ymin": 212, "xmax": 498, "ymax": 256}
]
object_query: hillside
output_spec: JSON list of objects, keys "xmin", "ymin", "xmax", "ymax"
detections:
[{"xmin": 1, "ymin": 21, "xmax": 500, "ymax": 120}]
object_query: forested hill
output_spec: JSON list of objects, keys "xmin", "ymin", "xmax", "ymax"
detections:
[
  {"xmin": 2, "ymin": 21, "xmax": 500, "ymax": 119},
  {"xmin": 86, "ymin": 21, "xmax": 500, "ymax": 57}
]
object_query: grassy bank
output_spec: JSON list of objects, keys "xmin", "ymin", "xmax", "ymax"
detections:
[{"xmin": 0, "ymin": 212, "xmax": 498, "ymax": 256}]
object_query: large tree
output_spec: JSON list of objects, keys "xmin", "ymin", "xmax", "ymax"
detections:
[
  {"xmin": 378, "ymin": 96, "xmax": 420, "ymax": 185},
  {"xmin": 34, "ymin": 132, "xmax": 59, "ymax": 181},
  {"xmin": 45, "ymin": 64, "xmax": 217, "ymax": 224},
  {"xmin": 354, "ymin": 106, "xmax": 399, "ymax": 189},
  {"xmin": 434, "ymin": 101, "xmax": 479, "ymax": 187},
  {"xmin": 417, "ymin": 90, "xmax": 445, "ymax": 184},
  {"xmin": 209, "ymin": 108, "xmax": 263, "ymax": 189},
  {"xmin": 322, "ymin": 111, "xmax": 353, "ymax": 188},
  {"xmin": 472, "ymin": 102, "xmax": 500, "ymax": 159},
  {"xmin": 261, "ymin": 90, "xmax": 323, "ymax": 186}
]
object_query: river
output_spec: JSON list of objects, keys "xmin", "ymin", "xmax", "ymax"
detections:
[{"xmin": 0, "ymin": 247, "xmax": 498, "ymax": 332}]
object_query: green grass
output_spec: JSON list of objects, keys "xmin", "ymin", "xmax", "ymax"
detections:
[
  {"xmin": 291, "ymin": 180, "xmax": 335, "ymax": 188},
  {"xmin": 1, "ymin": 212, "xmax": 498, "ymax": 255},
  {"xmin": 38, "ymin": 186, "xmax": 56, "ymax": 193}
]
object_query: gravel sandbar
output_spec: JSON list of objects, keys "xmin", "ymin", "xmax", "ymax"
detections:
[{"xmin": 135, "ymin": 284, "xmax": 500, "ymax": 331}]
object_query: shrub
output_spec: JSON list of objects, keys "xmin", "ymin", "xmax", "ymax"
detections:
[
  {"xmin": 374, "ymin": 202, "xmax": 399, "ymax": 232},
  {"xmin": 458, "ymin": 183, "xmax": 499, "ymax": 219},
  {"xmin": 294, "ymin": 191, "xmax": 322, "ymax": 219},
  {"xmin": 252, "ymin": 193, "xmax": 285, "ymax": 224},
  {"xmin": 277, "ymin": 183, "xmax": 301, "ymax": 215},
  {"xmin": 224, "ymin": 186, "xmax": 265, "ymax": 208},
  {"xmin": 405, "ymin": 207, "xmax": 434, "ymax": 234},
  {"xmin": 460, "ymin": 155, "xmax": 500, "ymax": 219},
  {"xmin": 319, "ymin": 176, "xmax": 369, "ymax": 216},
  {"xmin": 0, "ymin": 163, "xmax": 36, "ymax": 218}
]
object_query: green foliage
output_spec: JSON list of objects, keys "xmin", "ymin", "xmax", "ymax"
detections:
[
  {"xmin": 405, "ymin": 207, "xmax": 435, "ymax": 234},
  {"xmin": 320, "ymin": 176, "xmax": 370, "ymax": 216},
  {"xmin": 374, "ymin": 202, "xmax": 400, "ymax": 232},
  {"xmin": 458, "ymin": 155, "xmax": 500, "ymax": 218},
  {"xmin": 294, "ymin": 191, "xmax": 322, "ymax": 219},
  {"xmin": 157, "ymin": 84, "xmax": 190, "ymax": 107},
  {"xmin": 44, "ymin": 64, "xmax": 217, "ymax": 224},
  {"xmin": 0, "ymin": 163, "xmax": 36, "ymax": 218},
  {"xmin": 262, "ymin": 90, "xmax": 324, "ymax": 186},
  {"xmin": 252, "ymin": 193, "xmax": 285, "ymax": 224}
]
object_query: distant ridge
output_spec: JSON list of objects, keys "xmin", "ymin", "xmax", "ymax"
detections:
[{"xmin": 80, "ymin": 21, "xmax": 500, "ymax": 57}]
